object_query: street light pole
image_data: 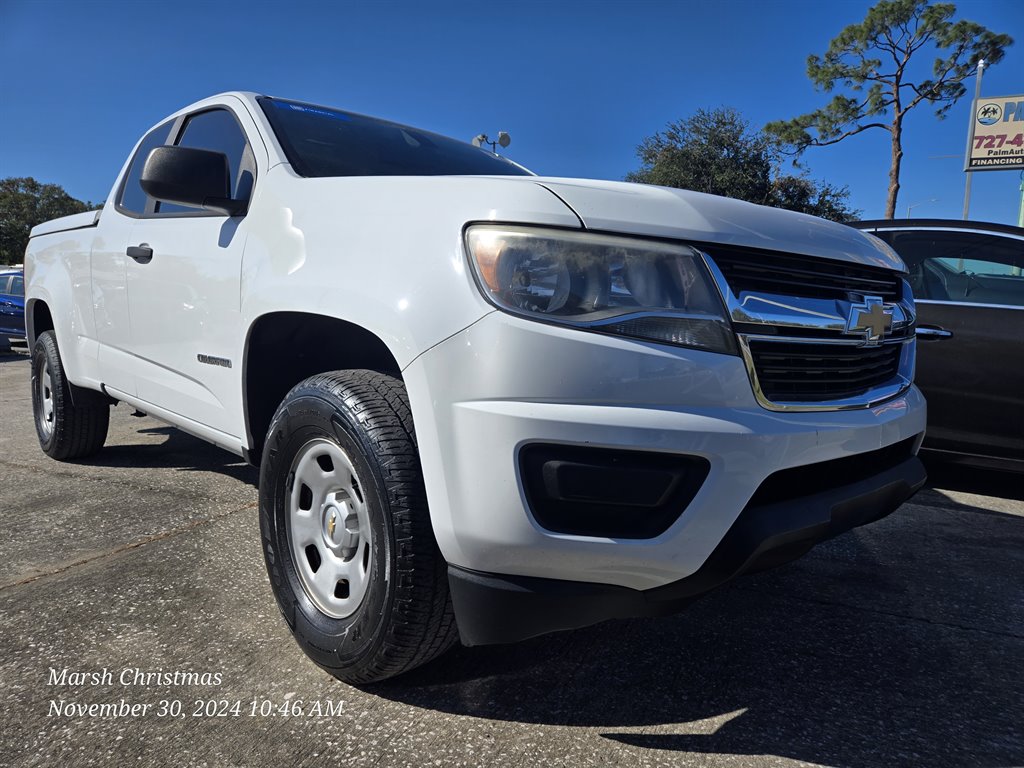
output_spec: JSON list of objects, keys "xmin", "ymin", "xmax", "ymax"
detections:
[
  {"xmin": 1019, "ymin": 171, "xmax": 1024, "ymax": 229},
  {"xmin": 962, "ymin": 59, "xmax": 985, "ymax": 220},
  {"xmin": 907, "ymin": 198, "xmax": 938, "ymax": 218}
]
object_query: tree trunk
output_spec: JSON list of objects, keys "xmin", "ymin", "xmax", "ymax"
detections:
[{"xmin": 885, "ymin": 120, "xmax": 903, "ymax": 219}]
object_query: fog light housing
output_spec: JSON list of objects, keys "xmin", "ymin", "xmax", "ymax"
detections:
[{"xmin": 519, "ymin": 444, "xmax": 710, "ymax": 539}]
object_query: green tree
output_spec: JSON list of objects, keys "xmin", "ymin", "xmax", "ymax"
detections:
[
  {"xmin": 765, "ymin": 0, "xmax": 1012, "ymax": 219},
  {"xmin": 0, "ymin": 177, "xmax": 96, "ymax": 264},
  {"xmin": 627, "ymin": 107, "xmax": 859, "ymax": 222}
]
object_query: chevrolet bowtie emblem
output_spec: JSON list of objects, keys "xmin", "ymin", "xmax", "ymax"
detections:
[
  {"xmin": 327, "ymin": 512, "xmax": 337, "ymax": 539},
  {"xmin": 846, "ymin": 296, "xmax": 893, "ymax": 343}
]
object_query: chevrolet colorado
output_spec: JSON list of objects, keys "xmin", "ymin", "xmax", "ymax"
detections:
[{"xmin": 24, "ymin": 92, "xmax": 926, "ymax": 682}]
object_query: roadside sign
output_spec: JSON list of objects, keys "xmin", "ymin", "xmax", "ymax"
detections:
[{"xmin": 965, "ymin": 95, "xmax": 1024, "ymax": 171}]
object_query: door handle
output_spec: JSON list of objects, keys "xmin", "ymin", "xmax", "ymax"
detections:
[
  {"xmin": 126, "ymin": 244, "xmax": 153, "ymax": 263},
  {"xmin": 916, "ymin": 325, "xmax": 953, "ymax": 339}
]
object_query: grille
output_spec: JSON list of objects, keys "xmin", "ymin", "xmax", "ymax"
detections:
[
  {"xmin": 708, "ymin": 248, "xmax": 902, "ymax": 302},
  {"xmin": 748, "ymin": 340, "xmax": 903, "ymax": 402}
]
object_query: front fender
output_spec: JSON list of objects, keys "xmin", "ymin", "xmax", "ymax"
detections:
[{"xmin": 238, "ymin": 169, "xmax": 581, "ymax": 368}]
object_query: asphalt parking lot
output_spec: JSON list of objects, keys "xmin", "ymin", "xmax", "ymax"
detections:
[{"xmin": 1, "ymin": 348, "xmax": 1022, "ymax": 768}]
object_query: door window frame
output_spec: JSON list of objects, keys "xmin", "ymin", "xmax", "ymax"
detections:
[
  {"xmin": 869, "ymin": 225, "xmax": 1024, "ymax": 311},
  {"xmin": 115, "ymin": 106, "xmax": 257, "ymax": 220}
]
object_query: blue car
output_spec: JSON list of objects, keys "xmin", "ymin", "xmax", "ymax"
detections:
[{"xmin": 0, "ymin": 268, "xmax": 26, "ymax": 340}]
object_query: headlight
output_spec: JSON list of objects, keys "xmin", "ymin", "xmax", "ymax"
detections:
[{"xmin": 465, "ymin": 225, "xmax": 736, "ymax": 355}]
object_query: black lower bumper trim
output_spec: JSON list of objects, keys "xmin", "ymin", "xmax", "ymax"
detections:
[{"xmin": 449, "ymin": 454, "xmax": 926, "ymax": 646}]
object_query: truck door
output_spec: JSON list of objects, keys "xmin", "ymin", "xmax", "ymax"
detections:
[
  {"xmin": 94, "ymin": 119, "xmax": 177, "ymax": 396},
  {"xmin": 122, "ymin": 104, "xmax": 261, "ymax": 440}
]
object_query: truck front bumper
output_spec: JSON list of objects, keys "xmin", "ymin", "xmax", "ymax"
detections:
[
  {"xmin": 402, "ymin": 311, "xmax": 927, "ymax": 639},
  {"xmin": 448, "ymin": 449, "xmax": 925, "ymax": 645}
]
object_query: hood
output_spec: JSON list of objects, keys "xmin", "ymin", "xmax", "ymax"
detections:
[{"xmin": 531, "ymin": 177, "xmax": 905, "ymax": 271}]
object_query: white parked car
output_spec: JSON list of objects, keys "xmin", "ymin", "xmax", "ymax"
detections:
[{"xmin": 24, "ymin": 93, "xmax": 926, "ymax": 682}]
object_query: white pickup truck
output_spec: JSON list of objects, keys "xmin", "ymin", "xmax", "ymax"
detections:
[{"xmin": 25, "ymin": 92, "xmax": 927, "ymax": 683}]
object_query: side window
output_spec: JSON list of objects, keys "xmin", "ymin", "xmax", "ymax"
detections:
[
  {"xmin": 935, "ymin": 256, "xmax": 1020, "ymax": 277},
  {"xmin": 880, "ymin": 230, "xmax": 1024, "ymax": 307},
  {"xmin": 158, "ymin": 109, "xmax": 254, "ymax": 214},
  {"xmin": 8, "ymin": 276, "xmax": 24, "ymax": 297},
  {"xmin": 118, "ymin": 120, "xmax": 175, "ymax": 214}
]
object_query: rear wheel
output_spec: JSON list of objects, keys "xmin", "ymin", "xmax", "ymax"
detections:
[
  {"xmin": 31, "ymin": 330, "xmax": 109, "ymax": 460},
  {"xmin": 259, "ymin": 369, "xmax": 457, "ymax": 683}
]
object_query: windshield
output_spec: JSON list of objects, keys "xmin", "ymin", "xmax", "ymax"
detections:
[{"xmin": 258, "ymin": 97, "xmax": 533, "ymax": 179}]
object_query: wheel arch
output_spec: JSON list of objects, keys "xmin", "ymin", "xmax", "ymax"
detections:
[
  {"xmin": 242, "ymin": 312, "xmax": 404, "ymax": 464},
  {"xmin": 27, "ymin": 298, "xmax": 54, "ymax": 348}
]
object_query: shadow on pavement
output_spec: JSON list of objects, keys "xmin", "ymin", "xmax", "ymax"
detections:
[
  {"xmin": 89, "ymin": 425, "xmax": 258, "ymax": 486},
  {"xmin": 923, "ymin": 455, "xmax": 1024, "ymax": 502},
  {"xmin": 369, "ymin": 495, "xmax": 1023, "ymax": 768}
]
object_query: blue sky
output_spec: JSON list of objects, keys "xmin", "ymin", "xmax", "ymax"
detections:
[{"xmin": 1, "ymin": 0, "xmax": 1021, "ymax": 223}]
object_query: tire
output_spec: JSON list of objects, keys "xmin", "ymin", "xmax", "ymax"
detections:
[
  {"xmin": 259, "ymin": 369, "xmax": 458, "ymax": 684},
  {"xmin": 31, "ymin": 330, "xmax": 109, "ymax": 460}
]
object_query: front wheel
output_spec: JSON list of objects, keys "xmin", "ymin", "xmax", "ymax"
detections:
[
  {"xmin": 31, "ymin": 330, "xmax": 109, "ymax": 460},
  {"xmin": 259, "ymin": 370, "xmax": 457, "ymax": 684}
]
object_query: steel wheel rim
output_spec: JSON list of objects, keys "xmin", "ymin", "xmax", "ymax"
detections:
[
  {"xmin": 287, "ymin": 438, "xmax": 373, "ymax": 619},
  {"xmin": 37, "ymin": 360, "xmax": 54, "ymax": 439}
]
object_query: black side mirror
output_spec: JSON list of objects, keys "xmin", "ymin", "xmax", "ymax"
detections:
[{"xmin": 140, "ymin": 146, "xmax": 246, "ymax": 216}]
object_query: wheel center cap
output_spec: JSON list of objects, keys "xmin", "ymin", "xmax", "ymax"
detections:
[
  {"xmin": 323, "ymin": 504, "xmax": 343, "ymax": 546},
  {"xmin": 322, "ymin": 501, "xmax": 359, "ymax": 556}
]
